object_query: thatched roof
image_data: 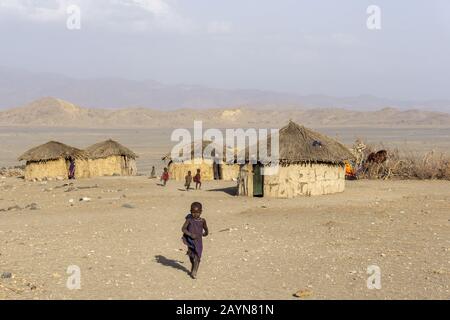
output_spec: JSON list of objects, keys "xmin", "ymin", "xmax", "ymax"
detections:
[
  {"xmin": 242, "ymin": 121, "xmax": 354, "ymax": 165},
  {"xmin": 162, "ymin": 140, "xmax": 234, "ymax": 162},
  {"xmin": 85, "ymin": 139, "xmax": 137, "ymax": 160},
  {"xmin": 18, "ymin": 141, "xmax": 87, "ymax": 162}
]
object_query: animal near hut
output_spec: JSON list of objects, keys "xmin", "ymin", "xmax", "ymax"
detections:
[
  {"xmin": 85, "ymin": 139, "xmax": 138, "ymax": 177},
  {"xmin": 236, "ymin": 121, "xmax": 354, "ymax": 198},
  {"xmin": 162, "ymin": 140, "xmax": 240, "ymax": 181},
  {"xmin": 18, "ymin": 141, "xmax": 90, "ymax": 181}
]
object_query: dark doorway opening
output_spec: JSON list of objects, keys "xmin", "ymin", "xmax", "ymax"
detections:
[
  {"xmin": 252, "ymin": 164, "xmax": 264, "ymax": 197},
  {"xmin": 213, "ymin": 162, "xmax": 222, "ymax": 180}
]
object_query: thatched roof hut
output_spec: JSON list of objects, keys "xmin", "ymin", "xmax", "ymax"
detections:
[
  {"xmin": 241, "ymin": 120, "xmax": 354, "ymax": 165},
  {"xmin": 18, "ymin": 141, "xmax": 89, "ymax": 181},
  {"xmin": 85, "ymin": 139, "xmax": 138, "ymax": 177},
  {"xmin": 85, "ymin": 139, "xmax": 137, "ymax": 160},
  {"xmin": 18, "ymin": 141, "xmax": 86, "ymax": 162},
  {"xmin": 161, "ymin": 140, "xmax": 228, "ymax": 162},
  {"xmin": 162, "ymin": 140, "xmax": 240, "ymax": 181},
  {"xmin": 237, "ymin": 121, "xmax": 354, "ymax": 198}
]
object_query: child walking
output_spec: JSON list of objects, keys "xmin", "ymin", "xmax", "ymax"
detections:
[
  {"xmin": 161, "ymin": 167, "xmax": 169, "ymax": 186},
  {"xmin": 193, "ymin": 169, "xmax": 202, "ymax": 190},
  {"xmin": 182, "ymin": 202, "xmax": 208, "ymax": 279},
  {"xmin": 185, "ymin": 171, "xmax": 192, "ymax": 191}
]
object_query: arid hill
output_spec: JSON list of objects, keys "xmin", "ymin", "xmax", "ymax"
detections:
[
  {"xmin": 2, "ymin": 67, "xmax": 450, "ymax": 112},
  {"xmin": 1, "ymin": 97, "xmax": 450, "ymax": 128}
]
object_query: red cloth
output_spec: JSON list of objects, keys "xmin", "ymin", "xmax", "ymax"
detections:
[{"xmin": 161, "ymin": 172, "xmax": 169, "ymax": 181}]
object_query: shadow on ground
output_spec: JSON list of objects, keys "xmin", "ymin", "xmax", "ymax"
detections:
[
  {"xmin": 207, "ymin": 186, "xmax": 237, "ymax": 196},
  {"xmin": 154, "ymin": 255, "xmax": 190, "ymax": 274}
]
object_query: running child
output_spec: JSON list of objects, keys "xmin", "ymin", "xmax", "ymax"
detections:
[
  {"xmin": 193, "ymin": 169, "xmax": 202, "ymax": 190},
  {"xmin": 161, "ymin": 167, "xmax": 169, "ymax": 186},
  {"xmin": 181, "ymin": 202, "xmax": 208, "ymax": 279}
]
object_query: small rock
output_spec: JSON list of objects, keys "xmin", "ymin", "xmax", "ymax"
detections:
[
  {"xmin": 27, "ymin": 283, "xmax": 36, "ymax": 290},
  {"xmin": 122, "ymin": 203, "xmax": 135, "ymax": 209},
  {"xmin": 293, "ymin": 289, "xmax": 313, "ymax": 298},
  {"xmin": 7, "ymin": 205, "xmax": 22, "ymax": 211},
  {"xmin": 1, "ymin": 272, "xmax": 12, "ymax": 279},
  {"xmin": 26, "ymin": 203, "xmax": 39, "ymax": 210},
  {"xmin": 79, "ymin": 197, "xmax": 91, "ymax": 202}
]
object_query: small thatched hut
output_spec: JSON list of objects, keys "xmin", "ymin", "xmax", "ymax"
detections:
[
  {"xmin": 162, "ymin": 140, "xmax": 240, "ymax": 181},
  {"xmin": 237, "ymin": 121, "xmax": 354, "ymax": 198},
  {"xmin": 18, "ymin": 141, "xmax": 89, "ymax": 180},
  {"xmin": 85, "ymin": 139, "xmax": 138, "ymax": 177}
]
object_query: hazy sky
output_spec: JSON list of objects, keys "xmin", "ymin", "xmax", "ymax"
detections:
[{"xmin": 1, "ymin": 0, "xmax": 449, "ymax": 100}]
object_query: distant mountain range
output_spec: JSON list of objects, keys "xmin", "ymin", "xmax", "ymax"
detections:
[
  {"xmin": 1, "ymin": 97, "xmax": 449, "ymax": 128},
  {"xmin": 1, "ymin": 67, "xmax": 450, "ymax": 112}
]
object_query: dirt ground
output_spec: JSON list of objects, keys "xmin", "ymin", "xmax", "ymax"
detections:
[{"xmin": 0, "ymin": 176, "xmax": 449, "ymax": 300}]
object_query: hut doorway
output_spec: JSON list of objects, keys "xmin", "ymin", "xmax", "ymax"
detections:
[
  {"xmin": 213, "ymin": 162, "xmax": 222, "ymax": 180},
  {"xmin": 252, "ymin": 164, "xmax": 264, "ymax": 197}
]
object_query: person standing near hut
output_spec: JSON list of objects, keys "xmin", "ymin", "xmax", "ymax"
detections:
[
  {"xmin": 237, "ymin": 166, "xmax": 248, "ymax": 196},
  {"xmin": 161, "ymin": 167, "xmax": 169, "ymax": 186},
  {"xmin": 185, "ymin": 171, "xmax": 192, "ymax": 191},
  {"xmin": 181, "ymin": 202, "xmax": 208, "ymax": 279},
  {"xmin": 193, "ymin": 169, "xmax": 202, "ymax": 190},
  {"xmin": 150, "ymin": 166, "xmax": 156, "ymax": 178},
  {"xmin": 68, "ymin": 158, "xmax": 76, "ymax": 180}
]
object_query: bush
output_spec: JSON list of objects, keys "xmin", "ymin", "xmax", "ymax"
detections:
[{"xmin": 354, "ymin": 141, "xmax": 450, "ymax": 180}]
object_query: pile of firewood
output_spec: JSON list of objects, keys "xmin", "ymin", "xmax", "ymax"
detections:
[{"xmin": 386, "ymin": 150, "xmax": 450, "ymax": 180}]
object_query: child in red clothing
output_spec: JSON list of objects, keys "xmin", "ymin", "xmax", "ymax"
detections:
[{"xmin": 161, "ymin": 167, "xmax": 169, "ymax": 186}]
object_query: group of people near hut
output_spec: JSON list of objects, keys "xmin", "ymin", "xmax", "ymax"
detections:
[{"xmin": 154, "ymin": 165, "xmax": 202, "ymax": 191}]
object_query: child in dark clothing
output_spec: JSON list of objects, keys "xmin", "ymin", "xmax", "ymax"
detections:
[
  {"xmin": 182, "ymin": 202, "xmax": 208, "ymax": 279},
  {"xmin": 185, "ymin": 171, "xmax": 192, "ymax": 190},
  {"xmin": 193, "ymin": 169, "xmax": 202, "ymax": 190}
]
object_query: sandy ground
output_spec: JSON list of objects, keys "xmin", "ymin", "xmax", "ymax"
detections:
[{"xmin": 0, "ymin": 176, "xmax": 449, "ymax": 300}]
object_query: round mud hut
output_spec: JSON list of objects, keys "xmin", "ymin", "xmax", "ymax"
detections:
[
  {"xmin": 18, "ymin": 141, "xmax": 89, "ymax": 181},
  {"xmin": 237, "ymin": 121, "xmax": 354, "ymax": 198},
  {"xmin": 162, "ymin": 140, "xmax": 240, "ymax": 181},
  {"xmin": 85, "ymin": 139, "xmax": 138, "ymax": 177}
]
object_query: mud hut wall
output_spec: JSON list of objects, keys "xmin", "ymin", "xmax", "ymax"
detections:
[
  {"xmin": 263, "ymin": 163, "xmax": 345, "ymax": 198},
  {"xmin": 88, "ymin": 156, "xmax": 123, "ymax": 177},
  {"xmin": 168, "ymin": 158, "xmax": 215, "ymax": 181},
  {"xmin": 74, "ymin": 159, "xmax": 91, "ymax": 179},
  {"xmin": 24, "ymin": 158, "xmax": 68, "ymax": 180},
  {"xmin": 220, "ymin": 164, "xmax": 241, "ymax": 181}
]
